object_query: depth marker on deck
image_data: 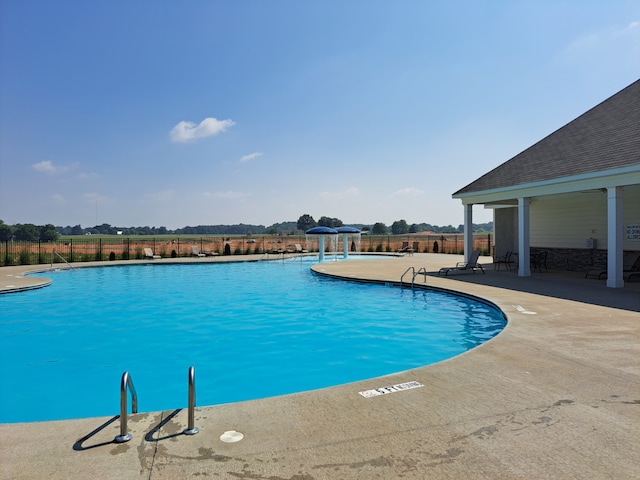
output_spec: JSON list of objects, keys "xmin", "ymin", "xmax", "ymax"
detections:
[{"xmin": 359, "ymin": 381, "xmax": 424, "ymax": 398}]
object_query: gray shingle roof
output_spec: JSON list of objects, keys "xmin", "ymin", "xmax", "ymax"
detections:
[{"xmin": 454, "ymin": 79, "xmax": 640, "ymax": 196}]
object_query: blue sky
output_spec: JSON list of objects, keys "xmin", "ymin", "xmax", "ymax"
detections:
[{"xmin": 1, "ymin": 1, "xmax": 639, "ymax": 230}]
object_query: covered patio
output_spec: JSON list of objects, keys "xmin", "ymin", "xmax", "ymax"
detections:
[{"xmin": 453, "ymin": 79, "xmax": 640, "ymax": 288}]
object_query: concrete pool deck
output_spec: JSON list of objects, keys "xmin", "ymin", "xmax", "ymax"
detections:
[{"xmin": 1, "ymin": 253, "xmax": 639, "ymax": 479}]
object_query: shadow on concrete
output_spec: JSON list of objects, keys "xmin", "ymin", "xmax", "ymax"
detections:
[
  {"xmin": 72, "ymin": 415, "xmax": 119, "ymax": 451},
  {"xmin": 72, "ymin": 409, "xmax": 187, "ymax": 451},
  {"xmin": 144, "ymin": 409, "xmax": 183, "ymax": 442},
  {"xmin": 426, "ymin": 268, "xmax": 640, "ymax": 313}
]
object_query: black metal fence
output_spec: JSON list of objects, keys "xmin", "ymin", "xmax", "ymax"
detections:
[{"xmin": 1, "ymin": 233, "xmax": 493, "ymax": 267}]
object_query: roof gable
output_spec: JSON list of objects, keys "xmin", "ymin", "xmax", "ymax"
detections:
[{"xmin": 454, "ymin": 79, "xmax": 640, "ymax": 196}]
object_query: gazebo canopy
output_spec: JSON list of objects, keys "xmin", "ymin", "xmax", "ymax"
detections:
[
  {"xmin": 306, "ymin": 227, "xmax": 339, "ymax": 234},
  {"xmin": 335, "ymin": 226, "xmax": 361, "ymax": 234}
]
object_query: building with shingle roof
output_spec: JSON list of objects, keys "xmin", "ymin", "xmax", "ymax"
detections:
[{"xmin": 453, "ymin": 80, "xmax": 640, "ymax": 288}]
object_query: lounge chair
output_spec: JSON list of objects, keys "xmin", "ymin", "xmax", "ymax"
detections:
[
  {"xmin": 268, "ymin": 244, "xmax": 285, "ymax": 254},
  {"xmin": 144, "ymin": 248, "xmax": 161, "ymax": 259},
  {"xmin": 396, "ymin": 242, "xmax": 413, "ymax": 256},
  {"xmin": 438, "ymin": 250, "xmax": 485, "ymax": 276},
  {"xmin": 586, "ymin": 251, "xmax": 640, "ymax": 280},
  {"xmin": 294, "ymin": 243, "xmax": 308, "ymax": 253},
  {"xmin": 191, "ymin": 246, "xmax": 206, "ymax": 257},
  {"xmin": 623, "ymin": 252, "xmax": 640, "ymax": 282}
]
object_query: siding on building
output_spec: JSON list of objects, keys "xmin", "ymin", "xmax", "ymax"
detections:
[{"xmin": 529, "ymin": 186, "xmax": 640, "ymax": 250}]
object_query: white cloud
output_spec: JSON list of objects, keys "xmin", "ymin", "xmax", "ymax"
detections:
[
  {"xmin": 392, "ymin": 187, "xmax": 424, "ymax": 197},
  {"xmin": 82, "ymin": 192, "xmax": 112, "ymax": 204},
  {"xmin": 143, "ymin": 189, "xmax": 175, "ymax": 203},
  {"xmin": 320, "ymin": 186, "xmax": 360, "ymax": 200},
  {"xmin": 239, "ymin": 152, "xmax": 264, "ymax": 163},
  {"xmin": 618, "ymin": 20, "xmax": 640, "ymax": 35},
  {"xmin": 212, "ymin": 191, "xmax": 250, "ymax": 200},
  {"xmin": 564, "ymin": 20, "xmax": 640, "ymax": 55},
  {"xmin": 52, "ymin": 194, "xmax": 66, "ymax": 205},
  {"xmin": 32, "ymin": 160, "xmax": 78, "ymax": 175},
  {"xmin": 76, "ymin": 172, "xmax": 100, "ymax": 180},
  {"xmin": 32, "ymin": 160, "xmax": 58, "ymax": 174},
  {"xmin": 170, "ymin": 117, "xmax": 236, "ymax": 143}
]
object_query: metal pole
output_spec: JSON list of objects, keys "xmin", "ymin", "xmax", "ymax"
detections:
[
  {"xmin": 115, "ymin": 371, "xmax": 137, "ymax": 443},
  {"xmin": 184, "ymin": 366, "xmax": 199, "ymax": 435}
]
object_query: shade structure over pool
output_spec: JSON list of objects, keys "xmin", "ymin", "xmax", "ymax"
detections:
[
  {"xmin": 335, "ymin": 226, "xmax": 361, "ymax": 234},
  {"xmin": 335, "ymin": 227, "xmax": 362, "ymax": 258},
  {"xmin": 305, "ymin": 227, "xmax": 339, "ymax": 261},
  {"xmin": 305, "ymin": 227, "xmax": 339, "ymax": 234}
]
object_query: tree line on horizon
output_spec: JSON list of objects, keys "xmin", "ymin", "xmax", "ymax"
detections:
[{"xmin": 0, "ymin": 216, "xmax": 493, "ymax": 242}]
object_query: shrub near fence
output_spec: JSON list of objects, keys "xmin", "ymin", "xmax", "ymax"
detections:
[
  {"xmin": 360, "ymin": 234, "xmax": 492, "ymax": 255},
  {"xmin": 0, "ymin": 234, "xmax": 493, "ymax": 267}
]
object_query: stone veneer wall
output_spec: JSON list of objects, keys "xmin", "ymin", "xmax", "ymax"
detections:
[{"xmin": 531, "ymin": 247, "xmax": 608, "ymax": 272}]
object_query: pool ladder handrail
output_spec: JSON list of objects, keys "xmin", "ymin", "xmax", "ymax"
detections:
[
  {"xmin": 115, "ymin": 371, "xmax": 137, "ymax": 443},
  {"xmin": 401, "ymin": 266, "xmax": 415, "ymax": 286},
  {"xmin": 50, "ymin": 249, "xmax": 75, "ymax": 269},
  {"xmin": 114, "ymin": 366, "xmax": 199, "ymax": 443},
  {"xmin": 183, "ymin": 366, "xmax": 199, "ymax": 435},
  {"xmin": 400, "ymin": 266, "xmax": 429, "ymax": 288}
]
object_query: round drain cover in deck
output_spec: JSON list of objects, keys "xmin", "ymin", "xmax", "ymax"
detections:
[{"xmin": 220, "ymin": 430, "xmax": 244, "ymax": 443}]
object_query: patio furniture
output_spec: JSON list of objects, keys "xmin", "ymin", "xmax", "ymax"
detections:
[
  {"xmin": 438, "ymin": 250, "xmax": 485, "ymax": 276},
  {"xmin": 531, "ymin": 251, "xmax": 548, "ymax": 272},
  {"xmin": 144, "ymin": 248, "xmax": 161, "ymax": 259},
  {"xmin": 494, "ymin": 251, "xmax": 514, "ymax": 271}
]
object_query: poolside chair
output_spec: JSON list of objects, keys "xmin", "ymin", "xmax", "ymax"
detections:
[
  {"xmin": 438, "ymin": 250, "xmax": 485, "ymax": 276},
  {"xmin": 396, "ymin": 242, "xmax": 413, "ymax": 256},
  {"xmin": 531, "ymin": 251, "xmax": 548, "ymax": 272},
  {"xmin": 586, "ymin": 251, "xmax": 640, "ymax": 280},
  {"xmin": 191, "ymin": 246, "xmax": 206, "ymax": 257},
  {"xmin": 623, "ymin": 252, "xmax": 640, "ymax": 282},
  {"xmin": 494, "ymin": 251, "xmax": 514, "ymax": 271},
  {"xmin": 268, "ymin": 243, "xmax": 285, "ymax": 254},
  {"xmin": 293, "ymin": 243, "xmax": 308, "ymax": 253},
  {"xmin": 624, "ymin": 252, "xmax": 640, "ymax": 271},
  {"xmin": 144, "ymin": 248, "xmax": 161, "ymax": 259}
]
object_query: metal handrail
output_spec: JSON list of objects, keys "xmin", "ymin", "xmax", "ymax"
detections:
[
  {"xmin": 183, "ymin": 366, "xmax": 199, "ymax": 435},
  {"xmin": 413, "ymin": 267, "xmax": 428, "ymax": 284},
  {"xmin": 114, "ymin": 371, "xmax": 138, "ymax": 443},
  {"xmin": 51, "ymin": 249, "xmax": 75, "ymax": 269},
  {"xmin": 400, "ymin": 266, "xmax": 415, "ymax": 286},
  {"xmin": 401, "ymin": 266, "xmax": 429, "ymax": 288}
]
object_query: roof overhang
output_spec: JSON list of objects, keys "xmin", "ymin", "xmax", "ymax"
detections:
[{"xmin": 453, "ymin": 164, "xmax": 640, "ymax": 205}]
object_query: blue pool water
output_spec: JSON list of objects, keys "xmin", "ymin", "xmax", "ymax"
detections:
[{"xmin": 0, "ymin": 260, "xmax": 506, "ymax": 423}]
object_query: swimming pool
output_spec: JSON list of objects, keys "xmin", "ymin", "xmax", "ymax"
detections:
[{"xmin": 0, "ymin": 260, "xmax": 506, "ymax": 423}]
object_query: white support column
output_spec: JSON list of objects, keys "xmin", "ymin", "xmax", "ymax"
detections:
[
  {"xmin": 319, "ymin": 236, "xmax": 325, "ymax": 262},
  {"xmin": 607, "ymin": 186, "xmax": 624, "ymax": 288},
  {"xmin": 463, "ymin": 203, "xmax": 473, "ymax": 263},
  {"xmin": 518, "ymin": 197, "xmax": 531, "ymax": 277}
]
